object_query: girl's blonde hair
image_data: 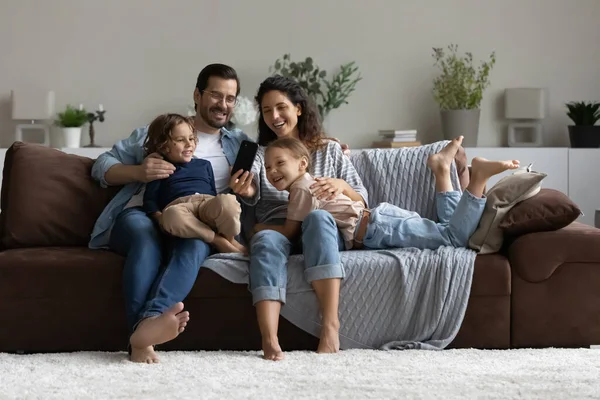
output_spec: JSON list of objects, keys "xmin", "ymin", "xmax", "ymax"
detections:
[
  {"xmin": 143, "ymin": 113, "xmax": 195, "ymax": 156},
  {"xmin": 265, "ymin": 137, "xmax": 312, "ymax": 173}
]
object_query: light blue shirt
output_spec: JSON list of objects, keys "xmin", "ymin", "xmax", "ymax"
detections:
[{"xmin": 88, "ymin": 126, "xmax": 252, "ymax": 249}]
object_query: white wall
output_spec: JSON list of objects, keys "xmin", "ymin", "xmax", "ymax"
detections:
[{"xmin": 1, "ymin": 0, "xmax": 599, "ymax": 150}]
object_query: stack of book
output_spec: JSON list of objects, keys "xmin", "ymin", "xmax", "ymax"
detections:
[{"xmin": 372, "ymin": 129, "xmax": 421, "ymax": 148}]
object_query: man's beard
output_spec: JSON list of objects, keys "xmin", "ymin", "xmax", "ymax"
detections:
[{"xmin": 199, "ymin": 105, "xmax": 229, "ymax": 129}]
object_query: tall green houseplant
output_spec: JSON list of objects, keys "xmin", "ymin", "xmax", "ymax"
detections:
[
  {"xmin": 269, "ymin": 53, "xmax": 362, "ymax": 120},
  {"xmin": 431, "ymin": 44, "xmax": 496, "ymax": 146}
]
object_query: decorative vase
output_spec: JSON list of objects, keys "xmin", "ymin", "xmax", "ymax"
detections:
[
  {"xmin": 568, "ymin": 125, "xmax": 600, "ymax": 148},
  {"xmin": 62, "ymin": 127, "xmax": 82, "ymax": 148},
  {"xmin": 440, "ymin": 109, "xmax": 481, "ymax": 147}
]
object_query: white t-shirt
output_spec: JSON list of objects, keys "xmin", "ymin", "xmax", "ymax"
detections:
[{"xmin": 124, "ymin": 131, "xmax": 230, "ymax": 209}]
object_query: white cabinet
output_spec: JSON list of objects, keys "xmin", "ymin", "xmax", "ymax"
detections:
[
  {"xmin": 568, "ymin": 149, "xmax": 600, "ymax": 227},
  {"xmin": 464, "ymin": 147, "xmax": 569, "ymax": 195}
]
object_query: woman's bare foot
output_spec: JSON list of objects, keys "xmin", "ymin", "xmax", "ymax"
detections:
[
  {"xmin": 317, "ymin": 321, "xmax": 340, "ymax": 354},
  {"xmin": 130, "ymin": 345, "xmax": 159, "ymax": 364},
  {"xmin": 471, "ymin": 157, "xmax": 520, "ymax": 179},
  {"xmin": 427, "ymin": 136, "xmax": 464, "ymax": 173},
  {"xmin": 130, "ymin": 302, "xmax": 189, "ymax": 349},
  {"xmin": 211, "ymin": 235, "xmax": 243, "ymax": 253},
  {"xmin": 262, "ymin": 337, "xmax": 284, "ymax": 361}
]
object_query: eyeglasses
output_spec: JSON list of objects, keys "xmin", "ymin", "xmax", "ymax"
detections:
[{"xmin": 201, "ymin": 90, "xmax": 238, "ymax": 106}]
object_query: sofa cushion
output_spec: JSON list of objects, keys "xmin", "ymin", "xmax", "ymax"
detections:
[
  {"xmin": 468, "ymin": 170, "xmax": 546, "ymax": 254},
  {"xmin": 0, "ymin": 142, "xmax": 121, "ymax": 249},
  {"xmin": 498, "ymin": 188, "xmax": 581, "ymax": 236}
]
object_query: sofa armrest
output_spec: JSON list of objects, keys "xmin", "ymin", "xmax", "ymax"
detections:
[{"xmin": 507, "ymin": 221, "xmax": 600, "ymax": 283}]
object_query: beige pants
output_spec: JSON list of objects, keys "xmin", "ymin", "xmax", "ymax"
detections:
[{"xmin": 160, "ymin": 193, "xmax": 241, "ymax": 243}]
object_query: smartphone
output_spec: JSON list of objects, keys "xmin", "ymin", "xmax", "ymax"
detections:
[{"xmin": 231, "ymin": 140, "xmax": 259, "ymax": 176}]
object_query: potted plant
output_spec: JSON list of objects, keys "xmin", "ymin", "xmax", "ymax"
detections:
[
  {"xmin": 55, "ymin": 104, "xmax": 89, "ymax": 148},
  {"xmin": 269, "ymin": 54, "xmax": 362, "ymax": 123},
  {"xmin": 432, "ymin": 44, "xmax": 496, "ymax": 146},
  {"xmin": 566, "ymin": 101, "xmax": 600, "ymax": 148}
]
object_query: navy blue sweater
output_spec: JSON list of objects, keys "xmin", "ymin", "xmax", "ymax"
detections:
[{"xmin": 143, "ymin": 158, "xmax": 217, "ymax": 214}]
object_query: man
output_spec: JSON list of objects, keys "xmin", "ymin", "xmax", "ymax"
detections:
[{"xmin": 90, "ymin": 64, "xmax": 253, "ymax": 364}]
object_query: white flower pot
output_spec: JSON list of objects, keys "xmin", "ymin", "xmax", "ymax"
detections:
[{"xmin": 62, "ymin": 127, "xmax": 82, "ymax": 148}]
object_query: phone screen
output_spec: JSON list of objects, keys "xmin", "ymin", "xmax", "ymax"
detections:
[{"xmin": 231, "ymin": 140, "xmax": 259, "ymax": 176}]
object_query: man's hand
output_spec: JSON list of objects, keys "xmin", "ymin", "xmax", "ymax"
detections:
[
  {"xmin": 136, "ymin": 153, "xmax": 175, "ymax": 183},
  {"xmin": 310, "ymin": 177, "xmax": 348, "ymax": 200},
  {"xmin": 229, "ymin": 169, "xmax": 256, "ymax": 198}
]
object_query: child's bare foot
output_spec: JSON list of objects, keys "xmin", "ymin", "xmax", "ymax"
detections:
[
  {"xmin": 427, "ymin": 136, "xmax": 464, "ymax": 173},
  {"xmin": 130, "ymin": 345, "xmax": 159, "ymax": 364},
  {"xmin": 130, "ymin": 302, "xmax": 189, "ymax": 349},
  {"xmin": 471, "ymin": 157, "xmax": 520, "ymax": 180},
  {"xmin": 211, "ymin": 235, "xmax": 242, "ymax": 253},
  {"xmin": 262, "ymin": 337, "xmax": 284, "ymax": 361},
  {"xmin": 317, "ymin": 321, "xmax": 340, "ymax": 354}
]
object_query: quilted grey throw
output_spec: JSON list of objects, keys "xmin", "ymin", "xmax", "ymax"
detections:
[{"xmin": 202, "ymin": 141, "xmax": 477, "ymax": 350}]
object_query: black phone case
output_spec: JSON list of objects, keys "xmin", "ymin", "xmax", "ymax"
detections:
[{"xmin": 231, "ymin": 140, "xmax": 258, "ymax": 176}]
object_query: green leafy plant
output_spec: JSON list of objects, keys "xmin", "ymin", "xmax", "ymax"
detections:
[
  {"xmin": 269, "ymin": 53, "xmax": 362, "ymax": 119},
  {"xmin": 566, "ymin": 101, "xmax": 600, "ymax": 126},
  {"xmin": 55, "ymin": 104, "xmax": 89, "ymax": 127},
  {"xmin": 432, "ymin": 44, "xmax": 496, "ymax": 110}
]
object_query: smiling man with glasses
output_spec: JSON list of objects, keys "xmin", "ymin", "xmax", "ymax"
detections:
[{"xmin": 89, "ymin": 64, "xmax": 252, "ymax": 364}]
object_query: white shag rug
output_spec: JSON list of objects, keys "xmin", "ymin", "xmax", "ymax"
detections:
[{"xmin": 1, "ymin": 348, "xmax": 599, "ymax": 399}]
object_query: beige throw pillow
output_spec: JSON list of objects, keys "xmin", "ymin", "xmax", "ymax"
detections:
[{"xmin": 468, "ymin": 170, "xmax": 547, "ymax": 254}]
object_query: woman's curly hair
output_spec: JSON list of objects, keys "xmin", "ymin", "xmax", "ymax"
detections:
[
  {"xmin": 255, "ymin": 75, "xmax": 326, "ymax": 151},
  {"xmin": 143, "ymin": 113, "xmax": 195, "ymax": 156}
]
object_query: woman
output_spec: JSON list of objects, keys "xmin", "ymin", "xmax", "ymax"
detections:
[{"xmin": 229, "ymin": 75, "xmax": 369, "ymax": 361}]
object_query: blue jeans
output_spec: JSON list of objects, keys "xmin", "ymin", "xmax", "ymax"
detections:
[
  {"xmin": 109, "ymin": 207, "xmax": 211, "ymax": 334},
  {"xmin": 248, "ymin": 210, "xmax": 345, "ymax": 305},
  {"xmin": 362, "ymin": 190, "xmax": 485, "ymax": 250}
]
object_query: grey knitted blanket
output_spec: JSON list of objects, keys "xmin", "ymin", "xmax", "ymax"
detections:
[{"xmin": 202, "ymin": 141, "xmax": 476, "ymax": 350}]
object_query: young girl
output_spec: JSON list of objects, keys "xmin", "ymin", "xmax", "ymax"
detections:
[
  {"xmin": 257, "ymin": 136, "xmax": 520, "ymax": 251},
  {"xmin": 142, "ymin": 113, "xmax": 246, "ymax": 254}
]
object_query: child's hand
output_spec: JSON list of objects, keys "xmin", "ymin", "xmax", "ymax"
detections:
[{"xmin": 310, "ymin": 177, "xmax": 347, "ymax": 200}]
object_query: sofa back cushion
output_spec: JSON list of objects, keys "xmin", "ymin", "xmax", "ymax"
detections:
[{"xmin": 0, "ymin": 142, "xmax": 121, "ymax": 249}]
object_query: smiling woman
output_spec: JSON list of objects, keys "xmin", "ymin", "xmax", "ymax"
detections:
[{"xmin": 228, "ymin": 74, "xmax": 369, "ymax": 361}]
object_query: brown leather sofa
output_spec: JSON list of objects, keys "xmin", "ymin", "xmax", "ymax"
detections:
[{"xmin": 1, "ymin": 141, "xmax": 599, "ymax": 353}]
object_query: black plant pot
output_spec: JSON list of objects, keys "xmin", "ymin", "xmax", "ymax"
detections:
[{"xmin": 568, "ymin": 125, "xmax": 600, "ymax": 148}]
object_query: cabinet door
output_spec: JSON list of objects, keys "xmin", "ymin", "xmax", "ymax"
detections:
[
  {"xmin": 568, "ymin": 149, "xmax": 600, "ymax": 227},
  {"xmin": 463, "ymin": 147, "xmax": 569, "ymax": 194}
]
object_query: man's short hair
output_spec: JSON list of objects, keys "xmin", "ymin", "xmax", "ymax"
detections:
[{"xmin": 195, "ymin": 64, "xmax": 240, "ymax": 96}]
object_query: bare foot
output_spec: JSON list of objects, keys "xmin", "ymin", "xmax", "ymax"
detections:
[
  {"xmin": 471, "ymin": 157, "xmax": 520, "ymax": 180},
  {"xmin": 129, "ymin": 302, "xmax": 189, "ymax": 349},
  {"xmin": 130, "ymin": 345, "xmax": 159, "ymax": 364},
  {"xmin": 211, "ymin": 235, "xmax": 243, "ymax": 253},
  {"xmin": 317, "ymin": 322, "xmax": 340, "ymax": 354},
  {"xmin": 262, "ymin": 337, "xmax": 284, "ymax": 361},
  {"xmin": 427, "ymin": 136, "xmax": 464, "ymax": 172}
]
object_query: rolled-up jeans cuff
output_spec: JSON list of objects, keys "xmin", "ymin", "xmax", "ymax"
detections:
[
  {"xmin": 252, "ymin": 286, "xmax": 286, "ymax": 305},
  {"xmin": 304, "ymin": 263, "xmax": 345, "ymax": 283},
  {"xmin": 131, "ymin": 311, "xmax": 161, "ymax": 334}
]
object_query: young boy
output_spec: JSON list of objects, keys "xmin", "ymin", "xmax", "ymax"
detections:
[
  {"xmin": 256, "ymin": 136, "xmax": 519, "ymax": 251},
  {"xmin": 142, "ymin": 113, "xmax": 245, "ymax": 254}
]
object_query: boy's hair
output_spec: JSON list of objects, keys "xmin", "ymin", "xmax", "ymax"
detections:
[
  {"xmin": 266, "ymin": 137, "xmax": 312, "ymax": 173},
  {"xmin": 143, "ymin": 113, "xmax": 195, "ymax": 156}
]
